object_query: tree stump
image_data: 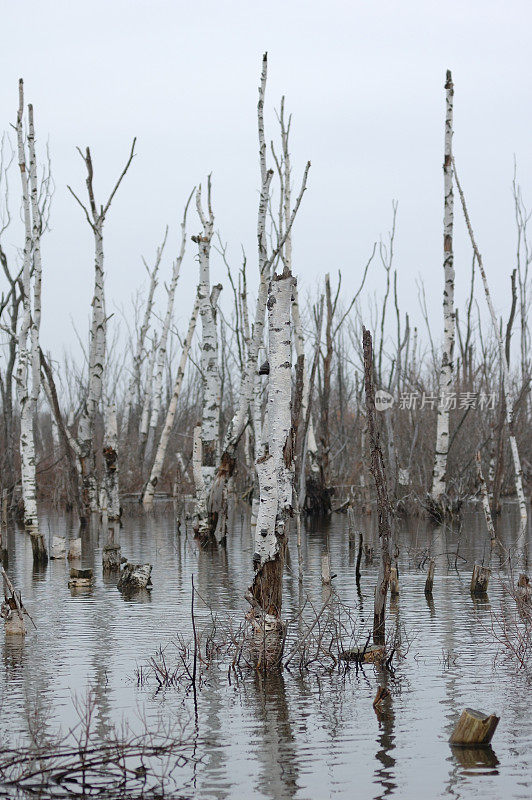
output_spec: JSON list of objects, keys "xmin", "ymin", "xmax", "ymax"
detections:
[
  {"xmin": 117, "ymin": 563, "xmax": 152, "ymax": 592},
  {"xmin": 425, "ymin": 559, "xmax": 435, "ymax": 595},
  {"xmin": 68, "ymin": 538, "xmax": 82, "ymax": 560},
  {"xmin": 31, "ymin": 533, "xmax": 48, "ymax": 566},
  {"xmin": 449, "ymin": 708, "xmax": 499, "ymax": 746},
  {"xmin": 103, "ymin": 525, "xmax": 121, "ymax": 571},
  {"xmin": 51, "ymin": 536, "xmax": 66, "ymax": 559},
  {"xmin": 1, "ymin": 597, "xmax": 27, "ymax": 635},
  {"xmin": 321, "ymin": 551, "xmax": 331, "ymax": 585},
  {"xmin": 390, "ymin": 566, "xmax": 399, "ymax": 597},
  {"xmin": 516, "ymin": 574, "xmax": 531, "ymax": 603},
  {"xmin": 470, "ymin": 564, "xmax": 490, "ymax": 596},
  {"xmin": 68, "ymin": 567, "xmax": 93, "ymax": 588},
  {"xmin": 246, "ymin": 609, "xmax": 286, "ymax": 672}
]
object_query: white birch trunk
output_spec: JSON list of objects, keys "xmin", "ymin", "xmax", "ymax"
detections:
[
  {"xmin": 146, "ymin": 218, "xmax": 187, "ymax": 458},
  {"xmin": 192, "ymin": 423, "xmax": 208, "ymax": 530},
  {"xmin": 431, "ymin": 71, "xmax": 455, "ymax": 502},
  {"xmin": 193, "ymin": 180, "xmax": 221, "ymax": 537},
  {"xmin": 15, "ymin": 82, "xmax": 39, "ymax": 531},
  {"xmin": 139, "ymin": 336, "xmax": 158, "ymax": 444},
  {"xmin": 143, "ymin": 292, "xmax": 199, "ymax": 509},
  {"xmin": 124, "ymin": 230, "xmax": 166, "ymax": 431},
  {"xmin": 253, "ymin": 276, "xmax": 294, "ymax": 570},
  {"xmin": 103, "ymin": 403, "xmax": 120, "ymax": 520}
]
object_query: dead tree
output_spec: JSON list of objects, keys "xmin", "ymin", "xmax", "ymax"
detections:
[
  {"xmin": 363, "ymin": 327, "xmax": 392, "ymax": 645},
  {"xmin": 246, "ymin": 271, "xmax": 296, "ymax": 671},
  {"xmin": 67, "ymin": 138, "xmax": 136, "ymax": 517},
  {"xmin": 430, "ymin": 70, "xmax": 456, "ymax": 515}
]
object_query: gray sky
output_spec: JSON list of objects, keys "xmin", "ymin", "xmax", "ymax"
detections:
[{"xmin": 1, "ymin": 0, "xmax": 531, "ymax": 364}]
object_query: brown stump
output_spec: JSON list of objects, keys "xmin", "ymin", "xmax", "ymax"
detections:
[
  {"xmin": 470, "ymin": 564, "xmax": 490, "ymax": 596},
  {"xmin": 68, "ymin": 567, "xmax": 93, "ymax": 588},
  {"xmin": 425, "ymin": 559, "xmax": 435, "ymax": 595},
  {"xmin": 31, "ymin": 533, "xmax": 48, "ymax": 566},
  {"xmin": 103, "ymin": 526, "xmax": 121, "ymax": 572},
  {"xmin": 247, "ymin": 610, "xmax": 286, "ymax": 672},
  {"xmin": 449, "ymin": 708, "xmax": 499, "ymax": 746}
]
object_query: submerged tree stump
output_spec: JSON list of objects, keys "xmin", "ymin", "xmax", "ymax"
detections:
[
  {"xmin": 2, "ymin": 567, "xmax": 29, "ymax": 635},
  {"xmin": 449, "ymin": 708, "xmax": 499, "ymax": 746},
  {"xmin": 390, "ymin": 566, "xmax": 399, "ymax": 597},
  {"xmin": 516, "ymin": 574, "xmax": 531, "ymax": 603},
  {"xmin": 51, "ymin": 536, "xmax": 66, "ymax": 559},
  {"xmin": 425, "ymin": 559, "xmax": 435, "ymax": 595},
  {"xmin": 339, "ymin": 644, "xmax": 385, "ymax": 664},
  {"xmin": 31, "ymin": 533, "xmax": 48, "ymax": 566},
  {"xmin": 68, "ymin": 538, "xmax": 82, "ymax": 560},
  {"xmin": 246, "ymin": 609, "xmax": 286, "ymax": 672},
  {"xmin": 470, "ymin": 564, "xmax": 490, "ymax": 596},
  {"xmin": 117, "ymin": 563, "xmax": 152, "ymax": 592},
  {"xmin": 103, "ymin": 525, "xmax": 121, "ymax": 571},
  {"xmin": 68, "ymin": 567, "xmax": 93, "ymax": 588}
]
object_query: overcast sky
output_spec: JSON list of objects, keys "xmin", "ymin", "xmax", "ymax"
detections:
[{"xmin": 1, "ymin": 0, "xmax": 531, "ymax": 364}]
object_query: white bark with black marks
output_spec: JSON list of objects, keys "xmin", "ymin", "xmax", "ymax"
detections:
[{"xmin": 432, "ymin": 70, "xmax": 455, "ymax": 501}]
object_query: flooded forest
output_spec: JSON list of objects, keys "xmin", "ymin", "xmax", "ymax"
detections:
[{"xmin": 0, "ymin": 52, "xmax": 531, "ymax": 800}]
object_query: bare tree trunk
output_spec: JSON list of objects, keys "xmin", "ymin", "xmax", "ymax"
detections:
[
  {"xmin": 68, "ymin": 137, "xmax": 136, "ymax": 517},
  {"xmin": 124, "ymin": 229, "xmax": 166, "ymax": 432},
  {"xmin": 142, "ymin": 292, "xmax": 199, "ymax": 509},
  {"xmin": 103, "ymin": 403, "xmax": 120, "ymax": 521},
  {"xmin": 192, "ymin": 178, "xmax": 222, "ymax": 541},
  {"xmin": 15, "ymin": 81, "xmax": 40, "ymax": 534},
  {"xmin": 146, "ymin": 203, "xmax": 191, "ymax": 462},
  {"xmin": 363, "ymin": 327, "xmax": 392, "ymax": 645},
  {"xmin": 431, "ymin": 70, "xmax": 456, "ymax": 506},
  {"xmin": 247, "ymin": 273, "xmax": 295, "ymax": 671}
]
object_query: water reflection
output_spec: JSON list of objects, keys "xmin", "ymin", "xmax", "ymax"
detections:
[{"xmin": 0, "ymin": 504, "xmax": 529, "ymax": 799}]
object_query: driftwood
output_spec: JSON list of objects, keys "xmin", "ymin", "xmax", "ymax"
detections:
[{"xmin": 449, "ymin": 708, "xmax": 499, "ymax": 746}]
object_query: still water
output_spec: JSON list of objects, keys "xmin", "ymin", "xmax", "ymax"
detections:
[{"xmin": 1, "ymin": 504, "xmax": 531, "ymax": 799}]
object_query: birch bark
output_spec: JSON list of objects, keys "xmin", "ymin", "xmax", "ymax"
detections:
[
  {"xmin": 247, "ymin": 274, "xmax": 295, "ymax": 670},
  {"xmin": 15, "ymin": 81, "xmax": 39, "ymax": 531},
  {"xmin": 103, "ymin": 403, "xmax": 120, "ymax": 521},
  {"xmin": 192, "ymin": 179, "xmax": 222, "ymax": 539},
  {"xmin": 124, "ymin": 229, "xmax": 166, "ymax": 432},
  {"xmin": 146, "ymin": 204, "xmax": 190, "ymax": 461},
  {"xmin": 143, "ymin": 292, "xmax": 199, "ymax": 509},
  {"xmin": 431, "ymin": 71, "xmax": 455, "ymax": 503}
]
